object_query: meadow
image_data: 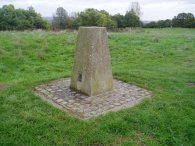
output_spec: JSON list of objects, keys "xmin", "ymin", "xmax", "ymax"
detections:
[{"xmin": 0, "ymin": 28, "xmax": 195, "ymax": 146}]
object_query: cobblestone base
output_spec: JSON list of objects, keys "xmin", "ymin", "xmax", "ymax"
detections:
[{"xmin": 34, "ymin": 78, "xmax": 151, "ymax": 119}]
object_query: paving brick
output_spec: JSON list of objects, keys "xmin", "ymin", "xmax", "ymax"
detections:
[{"xmin": 34, "ymin": 78, "xmax": 152, "ymax": 119}]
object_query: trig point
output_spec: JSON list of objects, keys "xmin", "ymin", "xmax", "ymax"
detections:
[
  {"xmin": 70, "ymin": 27, "xmax": 113, "ymax": 96},
  {"xmin": 35, "ymin": 27, "xmax": 152, "ymax": 119}
]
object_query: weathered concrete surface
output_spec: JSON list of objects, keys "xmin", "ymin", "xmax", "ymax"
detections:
[{"xmin": 70, "ymin": 27, "xmax": 113, "ymax": 96}]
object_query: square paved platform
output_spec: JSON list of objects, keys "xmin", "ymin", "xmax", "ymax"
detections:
[{"xmin": 34, "ymin": 78, "xmax": 151, "ymax": 119}]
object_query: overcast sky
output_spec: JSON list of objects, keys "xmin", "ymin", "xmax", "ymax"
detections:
[{"xmin": 0, "ymin": 0, "xmax": 195, "ymax": 20}]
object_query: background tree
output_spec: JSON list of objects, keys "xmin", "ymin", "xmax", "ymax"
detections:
[
  {"xmin": 27, "ymin": 7, "xmax": 49, "ymax": 29},
  {"xmin": 172, "ymin": 13, "xmax": 195, "ymax": 28},
  {"xmin": 52, "ymin": 7, "xmax": 68, "ymax": 30},
  {"xmin": 129, "ymin": 1, "xmax": 142, "ymax": 17},
  {"xmin": 0, "ymin": 4, "xmax": 17, "ymax": 30},
  {"xmin": 112, "ymin": 14, "xmax": 125, "ymax": 28},
  {"xmin": 98, "ymin": 10, "xmax": 116, "ymax": 28},
  {"xmin": 124, "ymin": 11, "xmax": 141, "ymax": 27},
  {"xmin": 0, "ymin": 4, "xmax": 48, "ymax": 30},
  {"xmin": 157, "ymin": 19, "xmax": 172, "ymax": 28},
  {"xmin": 74, "ymin": 9, "xmax": 116, "ymax": 29},
  {"xmin": 185, "ymin": 18, "xmax": 195, "ymax": 28},
  {"xmin": 124, "ymin": 2, "xmax": 142, "ymax": 27},
  {"xmin": 143, "ymin": 21, "xmax": 158, "ymax": 28}
]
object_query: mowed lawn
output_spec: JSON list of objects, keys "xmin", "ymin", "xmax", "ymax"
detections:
[{"xmin": 0, "ymin": 28, "xmax": 194, "ymax": 146}]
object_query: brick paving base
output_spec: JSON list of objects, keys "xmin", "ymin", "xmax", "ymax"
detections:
[{"xmin": 34, "ymin": 78, "xmax": 151, "ymax": 119}]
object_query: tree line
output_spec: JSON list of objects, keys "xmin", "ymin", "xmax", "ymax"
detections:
[
  {"xmin": 51, "ymin": 2, "xmax": 142, "ymax": 30},
  {"xmin": 0, "ymin": 4, "xmax": 195, "ymax": 31},
  {"xmin": 52, "ymin": 6, "xmax": 195, "ymax": 29},
  {"xmin": 144, "ymin": 13, "xmax": 195, "ymax": 28},
  {"xmin": 0, "ymin": 2, "xmax": 142, "ymax": 31}
]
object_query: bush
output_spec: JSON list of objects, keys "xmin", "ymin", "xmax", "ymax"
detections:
[{"xmin": 0, "ymin": 5, "xmax": 49, "ymax": 31}]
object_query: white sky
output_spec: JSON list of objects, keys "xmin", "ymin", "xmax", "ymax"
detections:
[{"xmin": 0, "ymin": 0, "xmax": 195, "ymax": 20}]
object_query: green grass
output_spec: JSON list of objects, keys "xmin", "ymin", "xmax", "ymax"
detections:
[{"xmin": 0, "ymin": 28, "xmax": 195, "ymax": 146}]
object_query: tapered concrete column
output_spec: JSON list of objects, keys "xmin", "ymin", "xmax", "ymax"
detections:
[{"xmin": 70, "ymin": 27, "xmax": 113, "ymax": 96}]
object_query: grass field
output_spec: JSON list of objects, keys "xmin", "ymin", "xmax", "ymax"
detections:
[{"xmin": 0, "ymin": 28, "xmax": 195, "ymax": 146}]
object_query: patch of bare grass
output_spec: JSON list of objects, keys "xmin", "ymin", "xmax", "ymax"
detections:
[
  {"xmin": 0, "ymin": 84, "xmax": 10, "ymax": 91},
  {"xmin": 187, "ymin": 82, "xmax": 195, "ymax": 87}
]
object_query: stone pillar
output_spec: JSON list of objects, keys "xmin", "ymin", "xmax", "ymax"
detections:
[{"xmin": 70, "ymin": 27, "xmax": 113, "ymax": 96}]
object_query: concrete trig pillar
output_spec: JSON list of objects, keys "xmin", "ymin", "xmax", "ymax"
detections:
[{"xmin": 70, "ymin": 27, "xmax": 113, "ymax": 96}]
